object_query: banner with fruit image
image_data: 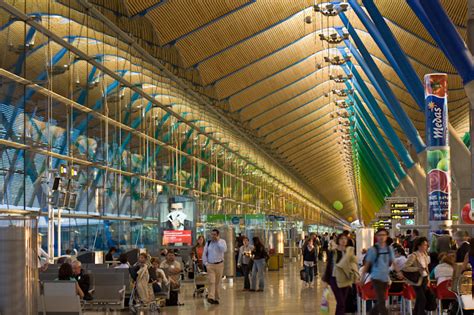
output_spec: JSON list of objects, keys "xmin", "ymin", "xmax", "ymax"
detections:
[{"xmin": 425, "ymin": 73, "xmax": 451, "ymax": 222}]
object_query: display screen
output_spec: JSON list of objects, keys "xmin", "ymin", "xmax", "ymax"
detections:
[
  {"xmin": 390, "ymin": 202, "xmax": 415, "ymax": 219},
  {"xmin": 373, "ymin": 216, "xmax": 392, "ymax": 229},
  {"xmin": 162, "ymin": 230, "xmax": 192, "ymax": 246},
  {"xmin": 159, "ymin": 195, "xmax": 195, "ymax": 246}
]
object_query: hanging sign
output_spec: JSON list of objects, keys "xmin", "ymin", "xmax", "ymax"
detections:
[{"xmin": 425, "ymin": 74, "xmax": 451, "ymax": 222}]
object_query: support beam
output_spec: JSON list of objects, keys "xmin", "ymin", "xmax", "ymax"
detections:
[
  {"xmin": 341, "ymin": 63, "xmax": 414, "ymax": 167},
  {"xmin": 336, "ymin": 21, "xmax": 425, "ymax": 153},
  {"xmin": 350, "ymin": 0, "xmax": 425, "ymax": 109},
  {"xmin": 406, "ymin": 0, "xmax": 474, "ymax": 83}
]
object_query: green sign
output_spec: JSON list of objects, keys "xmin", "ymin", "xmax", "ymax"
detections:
[{"xmin": 206, "ymin": 214, "xmax": 226, "ymax": 222}]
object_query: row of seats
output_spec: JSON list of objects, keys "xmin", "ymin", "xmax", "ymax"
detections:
[
  {"xmin": 40, "ymin": 266, "xmax": 129, "ymax": 313},
  {"xmin": 357, "ymin": 279, "xmax": 460, "ymax": 315},
  {"xmin": 39, "ymin": 262, "xmax": 172, "ymax": 314}
]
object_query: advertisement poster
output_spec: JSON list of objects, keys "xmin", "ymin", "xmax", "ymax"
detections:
[
  {"xmin": 159, "ymin": 195, "xmax": 195, "ymax": 246},
  {"xmin": 162, "ymin": 230, "xmax": 192, "ymax": 246},
  {"xmin": 425, "ymin": 74, "xmax": 451, "ymax": 221}
]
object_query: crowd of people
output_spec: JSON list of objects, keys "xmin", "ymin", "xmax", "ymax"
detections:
[
  {"xmin": 302, "ymin": 228, "xmax": 474, "ymax": 315},
  {"xmin": 41, "ymin": 228, "xmax": 233, "ymax": 308},
  {"xmin": 40, "ymin": 227, "xmax": 473, "ymax": 313}
]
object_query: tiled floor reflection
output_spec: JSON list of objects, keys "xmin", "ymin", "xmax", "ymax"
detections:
[
  {"xmin": 84, "ymin": 261, "xmax": 338, "ymax": 314},
  {"xmin": 84, "ymin": 261, "xmax": 406, "ymax": 315}
]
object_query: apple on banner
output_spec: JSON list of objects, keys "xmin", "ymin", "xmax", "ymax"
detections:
[{"xmin": 461, "ymin": 203, "xmax": 474, "ymax": 224}]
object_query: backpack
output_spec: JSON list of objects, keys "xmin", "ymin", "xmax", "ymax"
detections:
[{"xmin": 367, "ymin": 245, "xmax": 393, "ymax": 274}]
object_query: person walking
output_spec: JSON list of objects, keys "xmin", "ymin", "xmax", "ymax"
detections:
[
  {"xmin": 237, "ymin": 236, "xmax": 254, "ymax": 291},
  {"xmin": 250, "ymin": 237, "xmax": 268, "ymax": 292},
  {"xmin": 321, "ymin": 232, "xmax": 330, "ymax": 261},
  {"xmin": 454, "ymin": 230, "xmax": 470, "ymax": 263},
  {"xmin": 202, "ymin": 229, "xmax": 227, "ymax": 305},
  {"xmin": 311, "ymin": 234, "xmax": 320, "ymax": 275},
  {"xmin": 302, "ymin": 238, "xmax": 317, "ymax": 288},
  {"xmin": 160, "ymin": 251, "xmax": 183, "ymax": 306},
  {"xmin": 323, "ymin": 233, "xmax": 358, "ymax": 315},
  {"xmin": 360, "ymin": 228, "xmax": 396, "ymax": 315},
  {"xmin": 407, "ymin": 229, "xmax": 420, "ymax": 254},
  {"xmin": 402, "ymin": 237, "xmax": 431, "ymax": 315},
  {"xmin": 192, "ymin": 235, "xmax": 206, "ymax": 271}
]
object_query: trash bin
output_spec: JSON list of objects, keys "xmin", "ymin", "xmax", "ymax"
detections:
[
  {"xmin": 267, "ymin": 254, "xmax": 279, "ymax": 271},
  {"xmin": 278, "ymin": 253, "xmax": 284, "ymax": 268}
]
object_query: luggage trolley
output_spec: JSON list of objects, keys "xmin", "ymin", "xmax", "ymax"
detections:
[
  {"xmin": 192, "ymin": 261, "xmax": 208, "ymax": 298},
  {"xmin": 129, "ymin": 268, "xmax": 170, "ymax": 314}
]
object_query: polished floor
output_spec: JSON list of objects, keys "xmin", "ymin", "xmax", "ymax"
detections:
[
  {"xmin": 159, "ymin": 261, "xmax": 335, "ymax": 315},
  {"xmin": 82, "ymin": 260, "xmax": 412, "ymax": 314},
  {"xmin": 86, "ymin": 260, "xmax": 337, "ymax": 314}
]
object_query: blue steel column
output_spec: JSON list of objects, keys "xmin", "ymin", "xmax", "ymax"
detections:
[
  {"xmin": 406, "ymin": 0, "xmax": 474, "ymax": 83},
  {"xmin": 346, "ymin": 1, "xmax": 425, "ymax": 109},
  {"xmin": 339, "ymin": 61, "xmax": 414, "ymax": 167},
  {"xmin": 407, "ymin": 0, "xmax": 474, "ymax": 217},
  {"xmin": 336, "ymin": 21, "xmax": 425, "ymax": 153},
  {"xmin": 348, "ymin": 92, "xmax": 406, "ymax": 179}
]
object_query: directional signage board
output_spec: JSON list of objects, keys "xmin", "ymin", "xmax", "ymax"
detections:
[
  {"xmin": 390, "ymin": 202, "xmax": 415, "ymax": 220},
  {"xmin": 373, "ymin": 215, "xmax": 392, "ymax": 229}
]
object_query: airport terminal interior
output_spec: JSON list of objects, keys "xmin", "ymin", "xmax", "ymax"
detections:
[{"xmin": 0, "ymin": 0, "xmax": 474, "ymax": 314}]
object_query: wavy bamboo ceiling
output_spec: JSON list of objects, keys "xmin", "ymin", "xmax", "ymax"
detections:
[{"xmin": 77, "ymin": 0, "xmax": 468, "ymax": 222}]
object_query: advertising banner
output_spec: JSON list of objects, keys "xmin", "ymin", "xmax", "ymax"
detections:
[
  {"xmin": 424, "ymin": 74, "xmax": 451, "ymax": 223},
  {"xmin": 162, "ymin": 230, "xmax": 192, "ymax": 246},
  {"xmin": 159, "ymin": 195, "xmax": 195, "ymax": 246}
]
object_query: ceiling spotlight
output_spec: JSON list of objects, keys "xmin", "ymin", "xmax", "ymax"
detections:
[
  {"xmin": 330, "ymin": 73, "xmax": 353, "ymax": 83},
  {"xmin": 305, "ymin": 16, "xmax": 312, "ymax": 24},
  {"xmin": 324, "ymin": 55, "xmax": 350, "ymax": 65},
  {"xmin": 319, "ymin": 31, "xmax": 350, "ymax": 44},
  {"xmin": 314, "ymin": 2, "xmax": 348, "ymax": 16},
  {"xmin": 332, "ymin": 89, "xmax": 353, "ymax": 97}
]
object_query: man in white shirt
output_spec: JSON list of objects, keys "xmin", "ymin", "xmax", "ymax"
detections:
[{"xmin": 202, "ymin": 229, "xmax": 227, "ymax": 305}]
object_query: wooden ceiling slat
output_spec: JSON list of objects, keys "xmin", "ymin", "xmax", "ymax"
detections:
[
  {"xmin": 198, "ymin": 10, "xmax": 313, "ymax": 85},
  {"xmin": 125, "ymin": 0, "xmax": 160, "ymax": 16},
  {"xmin": 43, "ymin": 0, "xmax": 473, "ymax": 220},
  {"xmin": 144, "ymin": 0, "xmax": 250, "ymax": 46},
  {"xmin": 175, "ymin": 0, "xmax": 313, "ymax": 67}
]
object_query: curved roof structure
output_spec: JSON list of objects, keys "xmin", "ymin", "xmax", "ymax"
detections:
[
  {"xmin": 79, "ymin": 0, "xmax": 467, "ymax": 223},
  {"xmin": 1, "ymin": 0, "xmax": 469, "ymax": 223}
]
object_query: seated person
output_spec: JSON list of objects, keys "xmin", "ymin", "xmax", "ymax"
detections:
[
  {"xmin": 115, "ymin": 253, "xmax": 130, "ymax": 269},
  {"xmin": 389, "ymin": 245, "xmax": 407, "ymax": 293},
  {"xmin": 57, "ymin": 263, "xmax": 84, "ymax": 299},
  {"xmin": 391, "ymin": 245, "xmax": 408, "ymax": 272},
  {"xmin": 105, "ymin": 247, "xmax": 117, "ymax": 262},
  {"xmin": 72, "ymin": 261, "xmax": 92, "ymax": 300},
  {"xmin": 432, "ymin": 252, "xmax": 455, "ymax": 285},
  {"xmin": 150, "ymin": 257, "xmax": 169, "ymax": 293},
  {"xmin": 160, "ymin": 251, "xmax": 182, "ymax": 306}
]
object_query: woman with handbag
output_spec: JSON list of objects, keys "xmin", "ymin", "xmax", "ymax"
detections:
[
  {"xmin": 302, "ymin": 238, "xmax": 317, "ymax": 288},
  {"xmin": 322, "ymin": 233, "xmax": 358, "ymax": 315},
  {"xmin": 402, "ymin": 237, "xmax": 432, "ymax": 315}
]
